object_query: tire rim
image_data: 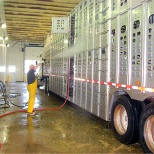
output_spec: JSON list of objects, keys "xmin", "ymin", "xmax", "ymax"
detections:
[
  {"xmin": 114, "ymin": 104, "xmax": 128, "ymax": 135},
  {"xmin": 144, "ymin": 115, "xmax": 154, "ymax": 153}
]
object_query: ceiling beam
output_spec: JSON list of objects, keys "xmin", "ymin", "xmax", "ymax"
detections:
[
  {"xmin": 4, "ymin": 7, "xmax": 71, "ymax": 14},
  {"xmin": 5, "ymin": 14, "xmax": 65, "ymax": 20},
  {"xmin": 4, "ymin": 0, "xmax": 80, "ymax": 6},
  {"xmin": 3, "ymin": 0, "xmax": 82, "ymax": 42},
  {"xmin": 4, "ymin": 3, "xmax": 74, "ymax": 11}
]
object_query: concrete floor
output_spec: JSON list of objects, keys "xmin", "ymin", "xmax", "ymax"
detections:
[{"xmin": 0, "ymin": 82, "xmax": 143, "ymax": 153}]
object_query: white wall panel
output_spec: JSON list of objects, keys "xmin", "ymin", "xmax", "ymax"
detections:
[
  {"xmin": 0, "ymin": 0, "xmax": 7, "ymax": 83},
  {"xmin": 6, "ymin": 42, "xmax": 24, "ymax": 82},
  {"xmin": 0, "ymin": 45, "xmax": 7, "ymax": 83}
]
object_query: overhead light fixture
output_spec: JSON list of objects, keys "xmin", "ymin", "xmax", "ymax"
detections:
[
  {"xmin": 4, "ymin": 36, "xmax": 8, "ymax": 40},
  {"xmin": 1, "ymin": 23, "xmax": 6, "ymax": 29},
  {"xmin": 6, "ymin": 44, "xmax": 9, "ymax": 47},
  {"xmin": 0, "ymin": 36, "xmax": 8, "ymax": 40}
]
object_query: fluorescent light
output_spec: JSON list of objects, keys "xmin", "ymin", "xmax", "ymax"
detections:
[
  {"xmin": 0, "ymin": 36, "xmax": 8, "ymax": 40},
  {"xmin": 1, "ymin": 23, "xmax": 6, "ymax": 29},
  {"xmin": 4, "ymin": 36, "xmax": 8, "ymax": 40}
]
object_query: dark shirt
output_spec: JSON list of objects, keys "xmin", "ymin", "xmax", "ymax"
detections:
[{"xmin": 27, "ymin": 69, "xmax": 35, "ymax": 84}]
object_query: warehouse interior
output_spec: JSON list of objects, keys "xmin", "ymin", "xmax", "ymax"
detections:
[
  {"xmin": 0, "ymin": 0, "xmax": 81, "ymax": 83},
  {"xmin": 1, "ymin": 0, "xmax": 154, "ymax": 153}
]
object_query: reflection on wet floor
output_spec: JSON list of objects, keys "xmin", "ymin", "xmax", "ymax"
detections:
[{"xmin": 0, "ymin": 82, "xmax": 143, "ymax": 153}]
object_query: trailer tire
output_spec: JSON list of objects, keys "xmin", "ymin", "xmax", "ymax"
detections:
[
  {"xmin": 111, "ymin": 95, "xmax": 139, "ymax": 144},
  {"xmin": 139, "ymin": 103, "xmax": 154, "ymax": 153}
]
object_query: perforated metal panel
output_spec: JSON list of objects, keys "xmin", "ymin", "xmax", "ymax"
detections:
[
  {"xmin": 94, "ymin": 0, "xmax": 100, "ymax": 49},
  {"xmin": 118, "ymin": 0, "xmax": 130, "ymax": 13},
  {"xmin": 146, "ymin": 0, "xmax": 154, "ymax": 88},
  {"xmin": 110, "ymin": 17, "xmax": 117, "ymax": 83},
  {"xmin": 87, "ymin": 50, "xmax": 93, "ymax": 79},
  {"xmin": 77, "ymin": 53, "xmax": 82, "ymax": 78},
  {"xmin": 83, "ymin": 0, "xmax": 88, "ymax": 51},
  {"xmin": 88, "ymin": 0, "xmax": 94, "ymax": 50},
  {"xmin": 100, "ymin": 0, "xmax": 110, "ymax": 23},
  {"xmin": 111, "ymin": 0, "xmax": 118, "ymax": 17},
  {"xmin": 118, "ymin": 12, "xmax": 129, "ymax": 84},
  {"xmin": 52, "ymin": 17, "xmax": 69, "ymax": 34},
  {"xmin": 93, "ymin": 49, "xmax": 99, "ymax": 81},
  {"xmin": 100, "ymin": 48, "xmax": 108, "ymax": 81},
  {"xmin": 130, "ymin": 6, "xmax": 143, "ymax": 86},
  {"xmin": 82, "ymin": 51, "xmax": 87, "ymax": 79}
]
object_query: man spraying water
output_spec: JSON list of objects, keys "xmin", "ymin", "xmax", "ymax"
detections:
[{"xmin": 27, "ymin": 62, "xmax": 43, "ymax": 116}]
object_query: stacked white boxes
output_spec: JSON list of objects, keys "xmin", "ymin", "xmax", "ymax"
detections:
[{"xmin": 146, "ymin": 1, "xmax": 154, "ymax": 89}]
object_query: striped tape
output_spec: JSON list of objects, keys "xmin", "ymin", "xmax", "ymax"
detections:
[
  {"xmin": 49, "ymin": 75, "xmax": 154, "ymax": 93},
  {"xmin": 74, "ymin": 77, "xmax": 153, "ymax": 93}
]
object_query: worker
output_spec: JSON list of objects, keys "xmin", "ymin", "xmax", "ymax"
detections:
[{"xmin": 27, "ymin": 62, "xmax": 42, "ymax": 116}]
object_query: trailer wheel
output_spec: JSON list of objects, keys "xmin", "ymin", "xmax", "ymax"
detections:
[
  {"xmin": 111, "ymin": 95, "xmax": 139, "ymax": 144},
  {"xmin": 139, "ymin": 103, "xmax": 154, "ymax": 153}
]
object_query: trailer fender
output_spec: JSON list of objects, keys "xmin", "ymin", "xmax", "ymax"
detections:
[
  {"xmin": 108, "ymin": 90, "xmax": 128, "ymax": 121},
  {"xmin": 143, "ymin": 96, "xmax": 154, "ymax": 107}
]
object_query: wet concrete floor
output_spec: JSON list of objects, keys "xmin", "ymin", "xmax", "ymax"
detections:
[{"xmin": 0, "ymin": 82, "xmax": 143, "ymax": 153}]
